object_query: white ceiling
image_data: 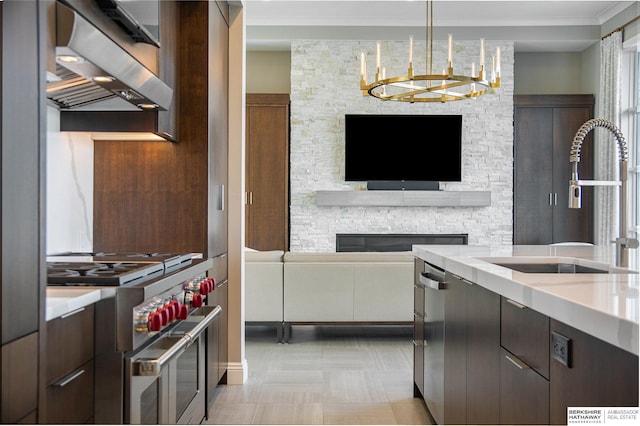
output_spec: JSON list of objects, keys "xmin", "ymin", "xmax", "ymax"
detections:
[{"xmin": 244, "ymin": 0, "xmax": 637, "ymax": 52}]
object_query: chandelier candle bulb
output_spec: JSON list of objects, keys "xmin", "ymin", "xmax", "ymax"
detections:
[
  {"xmin": 480, "ymin": 38, "xmax": 485, "ymax": 70},
  {"xmin": 448, "ymin": 34, "xmax": 453, "ymax": 68},
  {"xmin": 409, "ymin": 36, "xmax": 414, "ymax": 66},
  {"xmin": 496, "ymin": 47, "xmax": 501, "ymax": 78}
]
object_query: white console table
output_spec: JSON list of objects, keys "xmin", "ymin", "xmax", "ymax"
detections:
[{"xmin": 315, "ymin": 190, "xmax": 491, "ymax": 207}]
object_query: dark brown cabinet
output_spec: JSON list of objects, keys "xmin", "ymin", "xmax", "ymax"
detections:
[
  {"xmin": 44, "ymin": 305, "xmax": 95, "ymax": 424},
  {"xmin": 499, "ymin": 297, "xmax": 550, "ymax": 424},
  {"xmin": 1, "ymin": 333, "xmax": 39, "ymax": 423},
  {"xmin": 1, "ymin": 1, "xmax": 45, "ymax": 423},
  {"xmin": 444, "ymin": 273, "xmax": 500, "ymax": 425},
  {"xmin": 550, "ymin": 319, "xmax": 639, "ymax": 425},
  {"xmin": 514, "ymin": 95, "xmax": 594, "ymax": 244},
  {"xmin": 499, "ymin": 347, "xmax": 550, "ymax": 425},
  {"xmin": 245, "ymin": 94, "xmax": 290, "ymax": 251}
]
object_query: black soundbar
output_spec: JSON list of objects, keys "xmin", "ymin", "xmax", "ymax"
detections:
[{"xmin": 366, "ymin": 181, "xmax": 440, "ymax": 191}]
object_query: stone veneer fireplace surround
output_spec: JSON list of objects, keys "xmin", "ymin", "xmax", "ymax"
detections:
[{"xmin": 289, "ymin": 39, "xmax": 514, "ymax": 252}]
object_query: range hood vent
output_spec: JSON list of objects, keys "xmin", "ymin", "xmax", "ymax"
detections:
[{"xmin": 47, "ymin": 2, "xmax": 172, "ymax": 112}]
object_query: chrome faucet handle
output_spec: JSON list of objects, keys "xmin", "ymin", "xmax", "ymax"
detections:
[{"xmin": 615, "ymin": 237, "xmax": 640, "ymax": 249}]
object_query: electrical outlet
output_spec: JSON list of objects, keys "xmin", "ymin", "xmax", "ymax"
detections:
[{"xmin": 551, "ymin": 331, "xmax": 571, "ymax": 367}]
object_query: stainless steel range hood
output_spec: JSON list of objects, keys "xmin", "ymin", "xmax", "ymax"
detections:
[
  {"xmin": 48, "ymin": 1, "xmax": 172, "ymax": 110},
  {"xmin": 47, "ymin": 2, "xmax": 176, "ymax": 142}
]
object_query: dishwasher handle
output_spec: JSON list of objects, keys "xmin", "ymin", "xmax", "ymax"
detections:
[
  {"xmin": 133, "ymin": 305, "xmax": 222, "ymax": 377},
  {"xmin": 419, "ymin": 272, "xmax": 446, "ymax": 290}
]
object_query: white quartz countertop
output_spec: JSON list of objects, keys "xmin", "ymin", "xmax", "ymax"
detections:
[
  {"xmin": 413, "ymin": 245, "xmax": 639, "ymax": 356},
  {"xmin": 46, "ymin": 287, "xmax": 114, "ymax": 321}
]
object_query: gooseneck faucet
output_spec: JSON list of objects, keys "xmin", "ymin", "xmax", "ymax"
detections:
[{"xmin": 568, "ymin": 118, "xmax": 639, "ymax": 267}]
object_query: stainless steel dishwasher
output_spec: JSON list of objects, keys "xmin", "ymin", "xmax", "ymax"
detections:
[{"xmin": 414, "ymin": 260, "xmax": 446, "ymax": 425}]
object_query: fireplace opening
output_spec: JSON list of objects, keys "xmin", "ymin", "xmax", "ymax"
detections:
[{"xmin": 336, "ymin": 233, "xmax": 468, "ymax": 252}]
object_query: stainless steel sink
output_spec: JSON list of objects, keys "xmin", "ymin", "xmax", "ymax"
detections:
[
  {"xmin": 491, "ymin": 262, "xmax": 610, "ymax": 274},
  {"xmin": 478, "ymin": 257, "xmax": 638, "ymax": 274}
]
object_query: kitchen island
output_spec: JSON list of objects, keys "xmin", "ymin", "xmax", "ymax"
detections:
[{"xmin": 412, "ymin": 244, "xmax": 639, "ymax": 425}]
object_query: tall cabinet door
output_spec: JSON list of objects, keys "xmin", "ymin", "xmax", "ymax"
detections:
[
  {"xmin": 245, "ymin": 94, "xmax": 290, "ymax": 251},
  {"xmin": 514, "ymin": 95, "xmax": 594, "ymax": 245}
]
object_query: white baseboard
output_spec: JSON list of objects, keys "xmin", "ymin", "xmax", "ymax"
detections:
[{"xmin": 225, "ymin": 359, "xmax": 248, "ymax": 385}]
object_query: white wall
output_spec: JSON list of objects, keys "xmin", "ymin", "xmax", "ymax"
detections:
[
  {"xmin": 289, "ymin": 40, "xmax": 515, "ymax": 251},
  {"xmin": 45, "ymin": 106, "xmax": 94, "ymax": 254}
]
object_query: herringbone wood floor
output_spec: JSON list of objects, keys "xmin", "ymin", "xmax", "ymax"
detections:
[{"xmin": 206, "ymin": 325, "xmax": 434, "ymax": 425}]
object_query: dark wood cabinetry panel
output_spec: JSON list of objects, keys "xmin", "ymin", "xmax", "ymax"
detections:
[
  {"xmin": 2, "ymin": 1, "xmax": 44, "ymax": 422},
  {"xmin": 465, "ymin": 283, "xmax": 500, "ymax": 425},
  {"xmin": 499, "ymin": 347, "xmax": 549, "ymax": 425},
  {"xmin": 550, "ymin": 319, "xmax": 639, "ymax": 425},
  {"xmin": 442, "ymin": 274, "xmax": 500, "ymax": 425},
  {"xmin": 1, "ymin": 333, "xmax": 39, "ymax": 424},
  {"xmin": 499, "ymin": 297, "xmax": 550, "ymax": 424},
  {"xmin": 95, "ymin": 2, "xmax": 206, "ymax": 254},
  {"xmin": 500, "ymin": 297, "xmax": 550, "ymax": 378},
  {"xmin": 44, "ymin": 305, "xmax": 95, "ymax": 424},
  {"xmin": 45, "ymin": 305, "xmax": 94, "ymax": 385},
  {"xmin": 246, "ymin": 94, "xmax": 290, "ymax": 251},
  {"xmin": 45, "ymin": 360, "xmax": 95, "ymax": 424},
  {"xmin": 514, "ymin": 95, "xmax": 594, "ymax": 244}
]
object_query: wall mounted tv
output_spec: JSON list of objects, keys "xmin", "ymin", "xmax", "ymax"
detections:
[{"xmin": 345, "ymin": 114, "xmax": 462, "ymax": 190}]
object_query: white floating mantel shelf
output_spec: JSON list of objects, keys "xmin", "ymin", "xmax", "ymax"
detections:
[{"xmin": 315, "ymin": 190, "xmax": 492, "ymax": 207}]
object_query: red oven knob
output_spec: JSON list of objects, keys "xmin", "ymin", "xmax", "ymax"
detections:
[
  {"xmin": 158, "ymin": 308, "xmax": 169, "ymax": 326},
  {"xmin": 148, "ymin": 312, "xmax": 162, "ymax": 332},
  {"xmin": 170, "ymin": 301, "xmax": 180, "ymax": 320},
  {"xmin": 208, "ymin": 278, "xmax": 216, "ymax": 292},
  {"xmin": 165, "ymin": 303, "xmax": 175, "ymax": 322},
  {"xmin": 177, "ymin": 303, "xmax": 189, "ymax": 320},
  {"xmin": 199, "ymin": 280, "xmax": 209, "ymax": 295},
  {"xmin": 192, "ymin": 293, "xmax": 203, "ymax": 308}
]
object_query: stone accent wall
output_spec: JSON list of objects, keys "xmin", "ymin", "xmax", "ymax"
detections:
[{"xmin": 290, "ymin": 39, "xmax": 514, "ymax": 252}]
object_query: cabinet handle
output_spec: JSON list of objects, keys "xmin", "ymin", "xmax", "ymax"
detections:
[
  {"xmin": 505, "ymin": 298, "xmax": 526, "ymax": 309},
  {"xmin": 60, "ymin": 307, "xmax": 85, "ymax": 319},
  {"xmin": 413, "ymin": 312, "xmax": 426, "ymax": 320},
  {"xmin": 505, "ymin": 354, "xmax": 530, "ymax": 370},
  {"xmin": 249, "ymin": 192, "xmax": 253, "ymax": 205},
  {"xmin": 52, "ymin": 368, "xmax": 85, "ymax": 388},
  {"xmin": 554, "ymin": 192, "xmax": 558, "ymax": 205},
  {"xmin": 549, "ymin": 193, "xmax": 553, "ymax": 206}
]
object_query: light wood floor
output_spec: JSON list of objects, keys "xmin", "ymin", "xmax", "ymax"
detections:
[{"xmin": 206, "ymin": 325, "xmax": 434, "ymax": 425}]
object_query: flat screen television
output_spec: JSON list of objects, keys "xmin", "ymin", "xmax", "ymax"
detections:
[{"xmin": 345, "ymin": 114, "xmax": 462, "ymax": 188}]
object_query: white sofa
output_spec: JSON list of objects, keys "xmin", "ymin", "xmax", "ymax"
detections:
[
  {"xmin": 244, "ymin": 249, "xmax": 285, "ymax": 340},
  {"xmin": 245, "ymin": 249, "xmax": 414, "ymax": 342}
]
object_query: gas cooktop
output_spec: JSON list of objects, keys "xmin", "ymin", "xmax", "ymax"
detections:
[
  {"xmin": 47, "ymin": 261, "xmax": 165, "ymax": 286},
  {"xmin": 47, "ymin": 252, "xmax": 193, "ymax": 272}
]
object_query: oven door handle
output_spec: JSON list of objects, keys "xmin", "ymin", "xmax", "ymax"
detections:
[{"xmin": 133, "ymin": 305, "xmax": 222, "ymax": 377}]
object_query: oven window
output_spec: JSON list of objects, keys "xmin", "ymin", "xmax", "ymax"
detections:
[
  {"xmin": 140, "ymin": 380, "xmax": 159, "ymax": 424},
  {"xmin": 175, "ymin": 340, "xmax": 199, "ymax": 422}
]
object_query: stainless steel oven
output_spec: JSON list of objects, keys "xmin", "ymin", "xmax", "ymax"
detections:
[
  {"xmin": 126, "ymin": 305, "xmax": 221, "ymax": 424},
  {"xmin": 46, "ymin": 253, "xmax": 219, "ymax": 425}
]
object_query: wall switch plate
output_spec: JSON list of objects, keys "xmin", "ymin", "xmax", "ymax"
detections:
[{"xmin": 551, "ymin": 331, "xmax": 571, "ymax": 367}]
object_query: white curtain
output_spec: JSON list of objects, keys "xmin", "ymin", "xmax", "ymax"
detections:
[{"xmin": 595, "ymin": 31, "xmax": 623, "ymax": 245}]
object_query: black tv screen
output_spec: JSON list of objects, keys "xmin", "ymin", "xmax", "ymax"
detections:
[{"xmin": 344, "ymin": 114, "xmax": 462, "ymax": 182}]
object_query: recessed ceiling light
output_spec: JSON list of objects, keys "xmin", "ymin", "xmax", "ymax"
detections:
[
  {"xmin": 137, "ymin": 103, "xmax": 159, "ymax": 110},
  {"xmin": 57, "ymin": 55, "xmax": 83, "ymax": 63},
  {"xmin": 92, "ymin": 75, "xmax": 116, "ymax": 83}
]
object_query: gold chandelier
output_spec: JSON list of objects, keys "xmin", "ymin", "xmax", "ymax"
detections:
[{"xmin": 359, "ymin": 0, "xmax": 501, "ymax": 103}]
